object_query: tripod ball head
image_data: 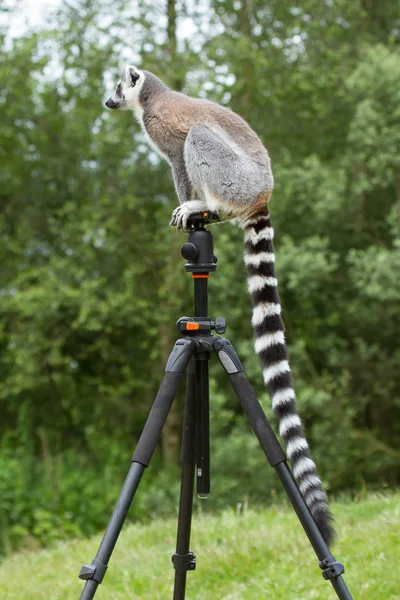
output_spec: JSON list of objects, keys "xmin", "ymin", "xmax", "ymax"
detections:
[{"xmin": 182, "ymin": 225, "xmax": 217, "ymax": 274}]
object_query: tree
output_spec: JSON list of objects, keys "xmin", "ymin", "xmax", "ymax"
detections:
[{"xmin": 1, "ymin": 0, "xmax": 399, "ymax": 554}]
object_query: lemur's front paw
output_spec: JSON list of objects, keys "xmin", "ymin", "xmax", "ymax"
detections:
[
  {"xmin": 170, "ymin": 205, "xmax": 189, "ymax": 231},
  {"xmin": 170, "ymin": 201, "xmax": 208, "ymax": 232}
]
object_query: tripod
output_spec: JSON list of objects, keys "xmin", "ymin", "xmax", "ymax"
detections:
[{"xmin": 78, "ymin": 212, "xmax": 353, "ymax": 600}]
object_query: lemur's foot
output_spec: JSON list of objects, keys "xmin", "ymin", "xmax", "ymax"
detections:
[{"xmin": 170, "ymin": 201, "xmax": 209, "ymax": 232}]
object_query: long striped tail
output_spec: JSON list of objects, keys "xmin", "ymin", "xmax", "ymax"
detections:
[{"xmin": 242, "ymin": 208, "xmax": 336, "ymax": 546}]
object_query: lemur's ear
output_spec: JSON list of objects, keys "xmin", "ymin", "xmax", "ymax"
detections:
[{"xmin": 126, "ymin": 65, "xmax": 140, "ymax": 86}]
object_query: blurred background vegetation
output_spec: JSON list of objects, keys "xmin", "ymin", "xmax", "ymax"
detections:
[{"xmin": 0, "ymin": 0, "xmax": 399, "ymax": 556}]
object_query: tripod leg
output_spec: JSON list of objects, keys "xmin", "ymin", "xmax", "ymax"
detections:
[
  {"xmin": 78, "ymin": 338, "xmax": 195, "ymax": 600},
  {"xmin": 213, "ymin": 337, "xmax": 353, "ymax": 600},
  {"xmin": 172, "ymin": 359, "xmax": 197, "ymax": 600},
  {"xmin": 79, "ymin": 463, "xmax": 145, "ymax": 600}
]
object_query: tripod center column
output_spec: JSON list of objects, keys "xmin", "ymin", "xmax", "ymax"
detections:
[{"xmin": 193, "ymin": 276, "xmax": 208, "ymax": 318}]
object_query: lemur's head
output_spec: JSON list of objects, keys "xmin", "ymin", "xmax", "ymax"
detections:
[{"xmin": 105, "ymin": 65, "xmax": 145, "ymax": 111}]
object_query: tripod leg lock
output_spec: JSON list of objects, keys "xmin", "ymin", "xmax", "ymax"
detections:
[
  {"xmin": 79, "ymin": 557, "xmax": 108, "ymax": 584},
  {"xmin": 213, "ymin": 338, "xmax": 244, "ymax": 374},
  {"xmin": 319, "ymin": 555, "xmax": 345, "ymax": 580},
  {"xmin": 172, "ymin": 551, "xmax": 196, "ymax": 571}
]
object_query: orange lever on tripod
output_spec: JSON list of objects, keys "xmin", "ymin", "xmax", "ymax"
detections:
[{"xmin": 186, "ymin": 323, "xmax": 200, "ymax": 331}]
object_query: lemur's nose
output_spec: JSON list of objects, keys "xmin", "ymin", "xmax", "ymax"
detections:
[{"xmin": 105, "ymin": 98, "xmax": 119, "ymax": 109}]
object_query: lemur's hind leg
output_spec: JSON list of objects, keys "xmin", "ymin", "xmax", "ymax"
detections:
[
  {"xmin": 184, "ymin": 123, "xmax": 270, "ymax": 220},
  {"xmin": 170, "ymin": 123, "xmax": 270, "ymax": 230}
]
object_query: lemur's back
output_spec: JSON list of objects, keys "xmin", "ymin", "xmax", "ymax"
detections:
[{"xmin": 142, "ymin": 89, "xmax": 270, "ymax": 164}]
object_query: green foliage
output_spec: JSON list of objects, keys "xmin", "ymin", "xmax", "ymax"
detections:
[{"xmin": 0, "ymin": 0, "xmax": 399, "ymax": 555}]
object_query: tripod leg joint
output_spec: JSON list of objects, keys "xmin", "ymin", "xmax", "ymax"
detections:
[
  {"xmin": 213, "ymin": 337, "xmax": 244, "ymax": 373},
  {"xmin": 172, "ymin": 551, "xmax": 196, "ymax": 572},
  {"xmin": 319, "ymin": 555, "xmax": 345, "ymax": 581},
  {"xmin": 165, "ymin": 338, "xmax": 196, "ymax": 373},
  {"xmin": 79, "ymin": 557, "xmax": 108, "ymax": 584}
]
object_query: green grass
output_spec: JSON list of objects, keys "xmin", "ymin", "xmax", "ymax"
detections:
[{"xmin": 0, "ymin": 493, "xmax": 399, "ymax": 599}]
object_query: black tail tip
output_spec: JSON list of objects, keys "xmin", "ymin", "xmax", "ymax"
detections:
[{"xmin": 313, "ymin": 508, "xmax": 337, "ymax": 547}]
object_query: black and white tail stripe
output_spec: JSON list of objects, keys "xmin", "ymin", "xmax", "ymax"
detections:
[{"xmin": 242, "ymin": 209, "xmax": 336, "ymax": 546}]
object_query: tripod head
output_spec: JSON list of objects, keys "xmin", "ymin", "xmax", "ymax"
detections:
[
  {"xmin": 181, "ymin": 212, "xmax": 219, "ymax": 274},
  {"xmin": 185, "ymin": 211, "xmax": 221, "ymax": 229}
]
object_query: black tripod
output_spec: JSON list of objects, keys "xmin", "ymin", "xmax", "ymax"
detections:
[{"xmin": 78, "ymin": 213, "xmax": 353, "ymax": 600}]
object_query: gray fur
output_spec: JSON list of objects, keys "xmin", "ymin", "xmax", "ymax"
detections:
[
  {"xmin": 184, "ymin": 122, "xmax": 272, "ymax": 212},
  {"xmin": 170, "ymin": 154, "xmax": 194, "ymax": 204}
]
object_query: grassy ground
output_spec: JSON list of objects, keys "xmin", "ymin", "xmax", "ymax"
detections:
[{"xmin": 0, "ymin": 493, "xmax": 398, "ymax": 599}]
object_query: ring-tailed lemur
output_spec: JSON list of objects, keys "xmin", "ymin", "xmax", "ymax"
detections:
[{"xmin": 105, "ymin": 65, "xmax": 336, "ymax": 545}]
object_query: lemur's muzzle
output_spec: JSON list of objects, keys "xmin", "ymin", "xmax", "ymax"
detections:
[{"xmin": 105, "ymin": 98, "xmax": 120, "ymax": 109}]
